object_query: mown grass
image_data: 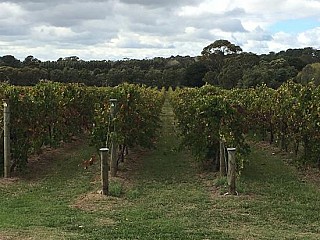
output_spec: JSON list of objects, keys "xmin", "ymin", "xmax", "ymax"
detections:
[
  {"xmin": 1, "ymin": 98, "xmax": 320, "ymax": 239},
  {"xmin": 0, "ymin": 142, "xmax": 100, "ymax": 239}
]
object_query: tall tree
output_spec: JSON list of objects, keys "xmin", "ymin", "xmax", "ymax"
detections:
[
  {"xmin": 201, "ymin": 39, "xmax": 242, "ymax": 56},
  {"xmin": 205, "ymin": 52, "xmax": 259, "ymax": 88},
  {"xmin": 0, "ymin": 55, "xmax": 21, "ymax": 68},
  {"xmin": 23, "ymin": 55, "xmax": 41, "ymax": 68},
  {"xmin": 201, "ymin": 40, "xmax": 243, "ymax": 87}
]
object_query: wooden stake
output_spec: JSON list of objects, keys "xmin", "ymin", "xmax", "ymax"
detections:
[
  {"xmin": 227, "ymin": 147, "xmax": 237, "ymax": 195},
  {"xmin": 109, "ymin": 99, "xmax": 117, "ymax": 177},
  {"xmin": 100, "ymin": 147, "xmax": 109, "ymax": 195},
  {"xmin": 110, "ymin": 141, "xmax": 117, "ymax": 177},
  {"xmin": 3, "ymin": 99, "xmax": 10, "ymax": 178},
  {"xmin": 219, "ymin": 141, "xmax": 226, "ymax": 177}
]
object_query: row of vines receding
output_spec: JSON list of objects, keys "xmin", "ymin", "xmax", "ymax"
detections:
[
  {"xmin": 0, "ymin": 81, "xmax": 165, "ymax": 173},
  {"xmin": 170, "ymin": 85, "xmax": 249, "ymax": 172},
  {"xmin": 170, "ymin": 81, "xmax": 320, "ymax": 170},
  {"xmin": 232, "ymin": 81, "xmax": 320, "ymax": 166}
]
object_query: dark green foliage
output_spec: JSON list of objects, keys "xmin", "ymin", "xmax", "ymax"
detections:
[
  {"xmin": 0, "ymin": 66, "xmax": 47, "ymax": 85},
  {"xmin": 0, "ymin": 82, "xmax": 164, "ymax": 173},
  {"xmin": 1, "ymin": 43, "xmax": 320, "ymax": 89},
  {"xmin": 201, "ymin": 39, "xmax": 242, "ymax": 56},
  {"xmin": 171, "ymin": 85, "xmax": 250, "ymax": 165},
  {"xmin": 296, "ymin": 62, "xmax": 320, "ymax": 85},
  {"xmin": 241, "ymin": 58, "xmax": 297, "ymax": 88},
  {"xmin": 217, "ymin": 53, "xmax": 260, "ymax": 89},
  {"xmin": 0, "ymin": 55, "xmax": 21, "ymax": 68},
  {"xmin": 181, "ymin": 61, "xmax": 208, "ymax": 87}
]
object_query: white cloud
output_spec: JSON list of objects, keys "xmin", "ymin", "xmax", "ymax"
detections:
[
  {"xmin": 267, "ymin": 32, "xmax": 298, "ymax": 53},
  {"xmin": 31, "ymin": 25, "xmax": 77, "ymax": 40},
  {"xmin": 178, "ymin": 0, "xmax": 231, "ymax": 16},
  {"xmin": 297, "ymin": 27, "xmax": 320, "ymax": 46},
  {"xmin": 0, "ymin": 0, "xmax": 320, "ymax": 60},
  {"xmin": 0, "ymin": 2, "xmax": 25, "ymax": 20},
  {"xmin": 0, "ymin": 2, "xmax": 28, "ymax": 37}
]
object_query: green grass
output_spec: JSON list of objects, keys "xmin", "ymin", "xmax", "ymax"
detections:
[
  {"xmin": 0, "ymin": 142, "xmax": 100, "ymax": 239},
  {"xmin": 1, "ymin": 98, "xmax": 320, "ymax": 239}
]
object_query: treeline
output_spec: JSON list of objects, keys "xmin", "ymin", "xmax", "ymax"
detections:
[
  {"xmin": 1, "ymin": 40, "xmax": 320, "ymax": 88},
  {"xmin": 0, "ymin": 55, "xmax": 193, "ymax": 88}
]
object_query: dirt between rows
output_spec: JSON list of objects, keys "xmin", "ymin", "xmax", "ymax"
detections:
[
  {"xmin": 253, "ymin": 141, "xmax": 320, "ymax": 188},
  {"xmin": 71, "ymin": 146, "xmax": 149, "ymax": 212},
  {"xmin": 1, "ymin": 135, "xmax": 150, "ymax": 215},
  {"xmin": 0, "ymin": 138, "xmax": 82, "ymax": 185}
]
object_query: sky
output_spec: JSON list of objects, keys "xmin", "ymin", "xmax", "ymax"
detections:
[{"xmin": 0, "ymin": 0, "xmax": 320, "ymax": 61}]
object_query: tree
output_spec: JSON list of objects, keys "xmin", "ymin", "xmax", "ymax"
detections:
[
  {"xmin": 0, "ymin": 55, "xmax": 21, "ymax": 68},
  {"xmin": 23, "ymin": 56, "xmax": 41, "ymax": 68},
  {"xmin": 145, "ymin": 68, "xmax": 162, "ymax": 87},
  {"xmin": 203, "ymin": 71, "xmax": 219, "ymax": 86},
  {"xmin": 201, "ymin": 39, "xmax": 242, "ymax": 56},
  {"xmin": 62, "ymin": 67, "xmax": 79, "ymax": 83},
  {"xmin": 162, "ymin": 68, "xmax": 184, "ymax": 89},
  {"xmin": 273, "ymin": 47, "xmax": 320, "ymax": 71},
  {"xmin": 200, "ymin": 40, "xmax": 243, "ymax": 87},
  {"xmin": 216, "ymin": 53, "xmax": 259, "ymax": 89},
  {"xmin": 181, "ymin": 61, "xmax": 208, "ymax": 87},
  {"xmin": 106, "ymin": 68, "xmax": 126, "ymax": 86},
  {"xmin": 50, "ymin": 69, "xmax": 64, "ymax": 82},
  {"xmin": 0, "ymin": 66, "xmax": 14, "ymax": 83},
  {"xmin": 296, "ymin": 63, "xmax": 320, "ymax": 85},
  {"xmin": 241, "ymin": 58, "xmax": 297, "ymax": 88}
]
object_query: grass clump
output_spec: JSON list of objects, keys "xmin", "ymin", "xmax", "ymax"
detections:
[{"xmin": 108, "ymin": 180, "xmax": 123, "ymax": 197}]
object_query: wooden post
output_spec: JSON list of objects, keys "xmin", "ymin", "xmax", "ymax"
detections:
[
  {"xmin": 219, "ymin": 141, "xmax": 227, "ymax": 177},
  {"xmin": 3, "ymin": 99, "xmax": 10, "ymax": 178},
  {"xmin": 227, "ymin": 148, "xmax": 237, "ymax": 195},
  {"xmin": 100, "ymin": 147, "xmax": 109, "ymax": 195},
  {"xmin": 110, "ymin": 141, "xmax": 117, "ymax": 177},
  {"xmin": 109, "ymin": 99, "xmax": 118, "ymax": 177}
]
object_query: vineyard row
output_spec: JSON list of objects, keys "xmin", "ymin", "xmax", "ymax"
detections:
[
  {"xmin": 0, "ymin": 81, "xmax": 165, "ymax": 172},
  {"xmin": 170, "ymin": 81, "xmax": 320, "ymax": 169}
]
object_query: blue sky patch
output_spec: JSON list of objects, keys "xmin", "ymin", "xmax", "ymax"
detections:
[{"xmin": 270, "ymin": 18, "xmax": 320, "ymax": 33}]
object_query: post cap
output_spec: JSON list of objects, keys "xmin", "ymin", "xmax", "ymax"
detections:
[
  {"xmin": 2, "ymin": 99, "xmax": 8, "ymax": 107},
  {"xmin": 99, "ymin": 147, "xmax": 109, "ymax": 152},
  {"xmin": 227, "ymin": 147, "xmax": 236, "ymax": 151},
  {"xmin": 109, "ymin": 99, "xmax": 117, "ymax": 103}
]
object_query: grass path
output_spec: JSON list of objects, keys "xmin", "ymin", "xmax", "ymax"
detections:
[
  {"xmin": 1, "ymin": 97, "xmax": 320, "ymax": 239},
  {"xmin": 105, "ymin": 97, "xmax": 221, "ymax": 239}
]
